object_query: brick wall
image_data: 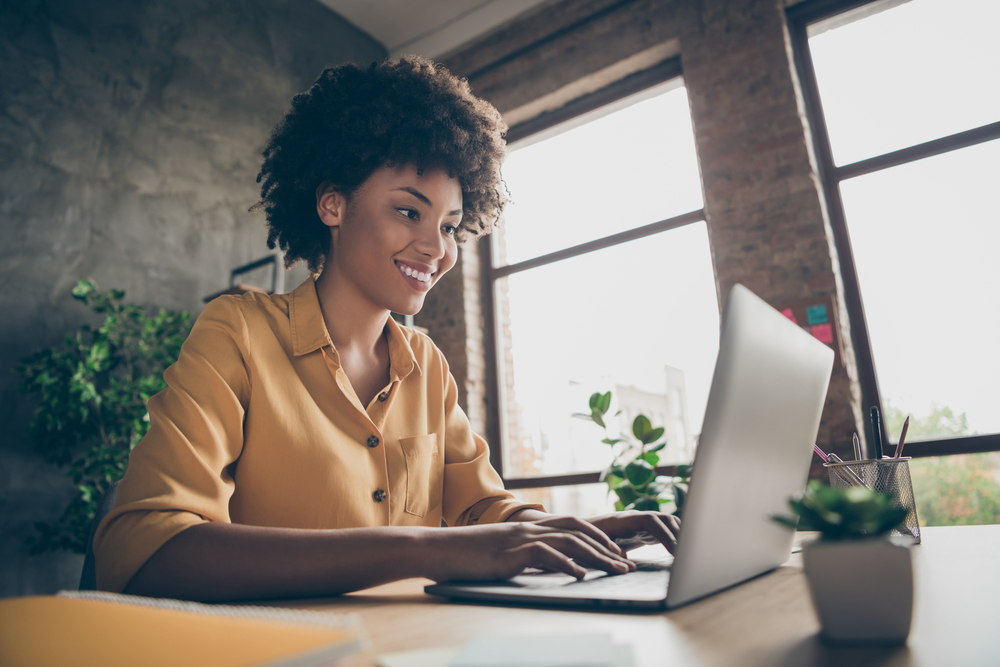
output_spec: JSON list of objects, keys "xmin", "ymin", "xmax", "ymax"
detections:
[{"xmin": 432, "ymin": 0, "xmax": 866, "ymax": 475}]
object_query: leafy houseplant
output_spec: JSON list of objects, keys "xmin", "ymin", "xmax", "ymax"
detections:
[
  {"xmin": 773, "ymin": 481, "xmax": 914, "ymax": 643},
  {"xmin": 577, "ymin": 391, "xmax": 692, "ymax": 515},
  {"xmin": 15, "ymin": 280, "xmax": 191, "ymax": 554}
]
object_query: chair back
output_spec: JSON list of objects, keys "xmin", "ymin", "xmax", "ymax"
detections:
[{"xmin": 78, "ymin": 480, "xmax": 119, "ymax": 591}]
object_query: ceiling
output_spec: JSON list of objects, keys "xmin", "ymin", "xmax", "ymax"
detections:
[{"xmin": 316, "ymin": 0, "xmax": 553, "ymax": 60}]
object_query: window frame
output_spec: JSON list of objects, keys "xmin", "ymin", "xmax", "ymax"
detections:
[
  {"xmin": 786, "ymin": 0, "xmax": 1000, "ymax": 459},
  {"xmin": 480, "ymin": 57, "xmax": 707, "ymax": 489}
]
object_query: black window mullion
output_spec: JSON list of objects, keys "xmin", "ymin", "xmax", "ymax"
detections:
[{"xmin": 788, "ymin": 4, "xmax": 887, "ymax": 455}]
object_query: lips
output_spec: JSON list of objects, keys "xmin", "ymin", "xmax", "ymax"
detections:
[
  {"xmin": 396, "ymin": 261, "xmax": 433, "ymax": 283},
  {"xmin": 396, "ymin": 261, "xmax": 435, "ymax": 291}
]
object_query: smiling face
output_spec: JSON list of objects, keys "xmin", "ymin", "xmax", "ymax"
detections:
[{"xmin": 316, "ymin": 164, "xmax": 462, "ymax": 316}]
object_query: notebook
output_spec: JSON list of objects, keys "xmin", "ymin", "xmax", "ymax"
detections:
[
  {"xmin": 0, "ymin": 590, "xmax": 366, "ymax": 667},
  {"xmin": 425, "ymin": 283, "xmax": 835, "ymax": 610}
]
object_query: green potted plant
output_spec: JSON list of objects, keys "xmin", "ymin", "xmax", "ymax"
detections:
[
  {"xmin": 576, "ymin": 391, "xmax": 691, "ymax": 516},
  {"xmin": 772, "ymin": 480, "xmax": 913, "ymax": 643},
  {"xmin": 15, "ymin": 279, "xmax": 191, "ymax": 554}
]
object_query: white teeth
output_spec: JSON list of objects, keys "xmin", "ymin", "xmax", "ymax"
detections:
[{"xmin": 399, "ymin": 264, "xmax": 431, "ymax": 283}]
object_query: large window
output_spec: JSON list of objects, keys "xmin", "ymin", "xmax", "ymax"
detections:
[
  {"xmin": 789, "ymin": 0, "xmax": 1000, "ymax": 524},
  {"xmin": 484, "ymin": 68, "xmax": 716, "ymax": 515}
]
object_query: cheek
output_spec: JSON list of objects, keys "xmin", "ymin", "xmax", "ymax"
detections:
[{"xmin": 438, "ymin": 242, "xmax": 459, "ymax": 278}]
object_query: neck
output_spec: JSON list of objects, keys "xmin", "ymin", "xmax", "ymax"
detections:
[{"xmin": 314, "ymin": 265, "xmax": 390, "ymax": 354}]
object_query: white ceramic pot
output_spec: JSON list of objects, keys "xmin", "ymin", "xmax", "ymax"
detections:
[{"xmin": 802, "ymin": 538, "xmax": 914, "ymax": 643}]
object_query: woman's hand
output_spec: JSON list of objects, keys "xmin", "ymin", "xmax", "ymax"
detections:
[
  {"xmin": 586, "ymin": 511, "xmax": 682, "ymax": 554},
  {"xmin": 420, "ymin": 517, "xmax": 635, "ymax": 583}
]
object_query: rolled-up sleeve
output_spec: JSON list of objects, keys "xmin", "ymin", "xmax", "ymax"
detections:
[
  {"xmin": 93, "ymin": 297, "xmax": 251, "ymax": 593},
  {"xmin": 437, "ymin": 357, "xmax": 543, "ymax": 527}
]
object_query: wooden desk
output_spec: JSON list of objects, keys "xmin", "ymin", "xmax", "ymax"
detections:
[{"xmin": 279, "ymin": 525, "xmax": 999, "ymax": 666}]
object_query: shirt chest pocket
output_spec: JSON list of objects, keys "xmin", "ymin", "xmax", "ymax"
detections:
[{"xmin": 400, "ymin": 434, "xmax": 441, "ymax": 517}]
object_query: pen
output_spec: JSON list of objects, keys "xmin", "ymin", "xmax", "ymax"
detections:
[
  {"xmin": 827, "ymin": 452, "xmax": 867, "ymax": 487},
  {"xmin": 852, "ymin": 432, "xmax": 862, "ymax": 461},
  {"xmin": 813, "ymin": 443, "xmax": 830, "ymax": 462},
  {"xmin": 894, "ymin": 416, "xmax": 910, "ymax": 458},
  {"xmin": 870, "ymin": 406, "xmax": 884, "ymax": 460}
]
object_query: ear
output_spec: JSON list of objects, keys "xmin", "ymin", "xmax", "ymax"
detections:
[{"xmin": 316, "ymin": 182, "xmax": 347, "ymax": 228}]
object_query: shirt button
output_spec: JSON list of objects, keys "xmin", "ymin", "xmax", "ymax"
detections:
[
  {"xmin": 378, "ymin": 391, "xmax": 388, "ymax": 402},
  {"xmin": 373, "ymin": 489, "xmax": 387, "ymax": 503},
  {"xmin": 367, "ymin": 435, "xmax": 379, "ymax": 448}
]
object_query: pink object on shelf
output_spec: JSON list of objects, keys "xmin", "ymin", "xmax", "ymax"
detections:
[{"xmin": 811, "ymin": 323, "xmax": 834, "ymax": 344}]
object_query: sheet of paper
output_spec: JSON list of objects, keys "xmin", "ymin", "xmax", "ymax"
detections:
[
  {"xmin": 811, "ymin": 323, "xmax": 834, "ymax": 344},
  {"xmin": 377, "ymin": 637, "xmax": 633, "ymax": 667},
  {"xmin": 806, "ymin": 304, "xmax": 828, "ymax": 325},
  {"xmin": 448, "ymin": 634, "xmax": 616, "ymax": 667},
  {"xmin": 376, "ymin": 646, "xmax": 462, "ymax": 667}
]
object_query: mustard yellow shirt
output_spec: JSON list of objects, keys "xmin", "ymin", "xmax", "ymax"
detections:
[{"xmin": 94, "ymin": 278, "xmax": 539, "ymax": 593}]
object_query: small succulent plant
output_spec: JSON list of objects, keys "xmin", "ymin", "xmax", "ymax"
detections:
[{"xmin": 772, "ymin": 480, "xmax": 907, "ymax": 540}]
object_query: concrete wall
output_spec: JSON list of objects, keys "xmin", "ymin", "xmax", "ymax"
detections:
[{"xmin": 0, "ymin": 0, "xmax": 385, "ymax": 597}]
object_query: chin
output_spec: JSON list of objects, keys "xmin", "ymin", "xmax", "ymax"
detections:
[{"xmin": 389, "ymin": 298, "xmax": 425, "ymax": 318}]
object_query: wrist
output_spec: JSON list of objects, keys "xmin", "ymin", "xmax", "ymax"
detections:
[
  {"xmin": 411, "ymin": 526, "xmax": 451, "ymax": 581},
  {"xmin": 506, "ymin": 508, "xmax": 550, "ymax": 522}
]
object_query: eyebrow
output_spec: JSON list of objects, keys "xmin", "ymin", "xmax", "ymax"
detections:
[{"xmin": 394, "ymin": 187, "xmax": 463, "ymax": 217}]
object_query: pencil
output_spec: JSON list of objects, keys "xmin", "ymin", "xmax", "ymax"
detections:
[{"xmin": 894, "ymin": 416, "xmax": 910, "ymax": 458}]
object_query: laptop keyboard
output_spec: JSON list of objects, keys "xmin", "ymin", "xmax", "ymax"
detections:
[{"xmin": 504, "ymin": 555, "xmax": 673, "ymax": 600}]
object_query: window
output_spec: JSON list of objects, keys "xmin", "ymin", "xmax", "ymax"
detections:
[
  {"xmin": 484, "ymin": 68, "xmax": 716, "ymax": 514},
  {"xmin": 789, "ymin": 0, "xmax": 1000, "ymax": 524}
]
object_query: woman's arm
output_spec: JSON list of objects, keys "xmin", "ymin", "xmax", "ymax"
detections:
[{"xmin": 124, "ymin": 519, "xmax": 634, "ymax": 602}]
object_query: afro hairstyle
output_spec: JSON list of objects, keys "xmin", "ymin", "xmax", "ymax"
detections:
[{"xmin": 252, "ymin": 57, "xmax": 509, "ymax": 273}]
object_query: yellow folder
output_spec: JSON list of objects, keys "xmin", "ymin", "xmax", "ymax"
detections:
[{"xmin": 0, "ymin": 591, "xmax": 365, "ymax": 667}]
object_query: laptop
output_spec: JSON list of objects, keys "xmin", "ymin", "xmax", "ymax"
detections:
[{"xmin": 425, "ymin": 284, "xmax": 835, "ymax": 610}]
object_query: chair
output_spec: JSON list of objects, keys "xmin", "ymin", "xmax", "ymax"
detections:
[{"xmin": 78, "ymin": 480, "xmax": 119, "ymax": 591}]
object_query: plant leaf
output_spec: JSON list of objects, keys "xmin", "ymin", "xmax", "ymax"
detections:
[
  {"xmin": 614, "ymin": 485, "xmax": 639, "ymax": 506},
  {"xmin": 632, "ymin": 497, "xmax": 660, "ymax": 512},
  {"xmin": 625, "ymin": 459, "xmax": 655, "ymax": 487},
  {"xmin": 632, "ymin": 414, "xmax": 652, "ymax": 440},
  {"xmin": 599, "ymin": 391, "xmax": 611, "ymax": 414},
  {"xmin": 641, "ymin": 426, "xmax": 664, "ymax": 445}
]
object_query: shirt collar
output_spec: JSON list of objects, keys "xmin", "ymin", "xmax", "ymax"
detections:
[{"xmin": 289, "ymin": 278, "xmax": 421, "ymax": 380}]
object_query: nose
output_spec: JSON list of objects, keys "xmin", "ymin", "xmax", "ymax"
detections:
[{"xmin": 414, "ymin": 220, "xmax": 447, "ymax": 260}]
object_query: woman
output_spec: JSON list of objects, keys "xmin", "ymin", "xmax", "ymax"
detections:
[{"xmin": 94, "ymin": 57, "xmax": 680, "ymax": 601}]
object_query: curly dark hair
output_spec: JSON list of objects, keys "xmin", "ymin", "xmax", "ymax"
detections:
[{"xmin": 252, "ymin": 57, "xmax": 508, "ymax": 273}]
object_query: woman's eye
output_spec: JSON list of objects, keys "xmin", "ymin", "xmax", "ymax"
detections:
[
  {"xmin": 397, "ymin": 208, "xmax": 419, "ymax": 221},
  {"xmin": 442, "ymin": 225, "xmax": 457, "ymax": 236}
]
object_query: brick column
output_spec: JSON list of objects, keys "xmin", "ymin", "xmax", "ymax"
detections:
[
  {"xmin": 415, "ymin": 243, "xmax": 489, "ymax": 435},
  {"xmin": 678, "ymin": 0, "xmax": 865, "ymax": 463}
]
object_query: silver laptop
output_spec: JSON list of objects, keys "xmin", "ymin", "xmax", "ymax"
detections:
[{"xmin": 425, "ymin": 284, "xmax": 835, "ymax": 610}]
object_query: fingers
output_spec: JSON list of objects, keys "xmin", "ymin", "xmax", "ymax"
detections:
[
  {"xmin": 630, "ymin": 513, "xmax": 681, "ymax": 554},
  {"xmin": 533, "ymin": 532, "xmax": 634, "ymax": 575},
  {"xmin": 590, "ymin": 511, "xmax": 682, "ymax": 554},
  {"xmin": 534, "ymin": 515, "xmax": 624, "ymax": 556},
  {"xmin": 510, "ymin": 542, "xmax": 588, "ymax": 579}
]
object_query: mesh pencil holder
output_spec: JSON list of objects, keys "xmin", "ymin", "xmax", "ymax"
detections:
[{"xmin": 824, "ymin": 458, "xmax": 921, "ymax": 544}]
